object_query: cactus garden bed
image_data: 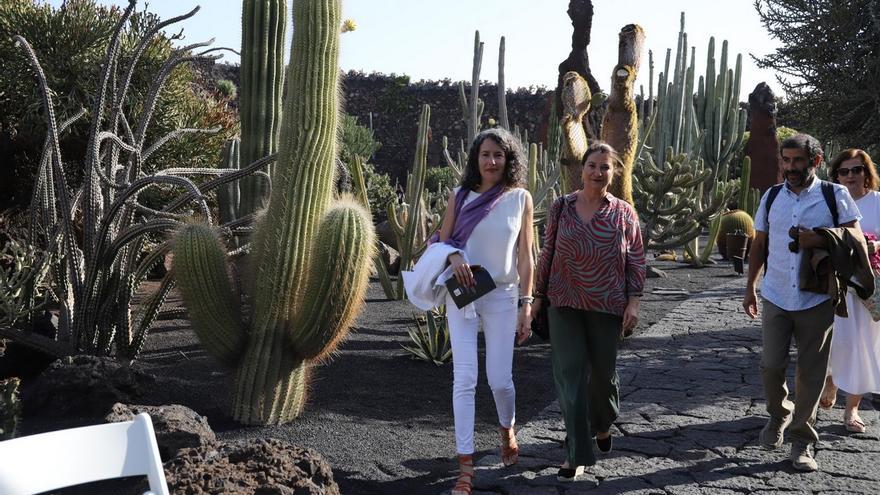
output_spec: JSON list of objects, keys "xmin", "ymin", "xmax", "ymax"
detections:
[{"xmin": 11, "ymin": 253, "xmax": 738, "ymax": 494}]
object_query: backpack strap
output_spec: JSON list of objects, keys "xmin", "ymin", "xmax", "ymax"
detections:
[
  {"xmin": 763, "ymin": 184, "xmax": 784, "ymax": 268},
  {"xmin": 820, "ymin": 180, "xmax": 839, "ymax": 227},
  {"xmin": 764, "ymin": 184, "xmax": 784, "ymax": 228}
]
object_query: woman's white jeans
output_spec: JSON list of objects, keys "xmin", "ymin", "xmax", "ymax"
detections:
[{"xmin": 446, "ymin": 286, "xmax": 518, "ymax": 455}]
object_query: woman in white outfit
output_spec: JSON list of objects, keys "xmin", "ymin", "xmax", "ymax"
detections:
[
  {"xmin": 437, "ymin": 128, "xmax": 534, "ymax": 495},
  {"xmin": 821, "ymin": 149, "xmax": 880, "ymax": 433}
]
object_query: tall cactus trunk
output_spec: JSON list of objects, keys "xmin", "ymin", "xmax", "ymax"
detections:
[
  {"xmin": 239, "ymin": 0, "xmax": 286, "ymax": 215},
  {"xmin": 602, "ymin": 24, "xmax": 643, "ymax": 204},
  {"xmin": 174, "ymin": 0, "xmax": 375, "ymax": 425},
  {"xmin": 238, "ymin": 0, "xmax": 340, "ymax": 424}
]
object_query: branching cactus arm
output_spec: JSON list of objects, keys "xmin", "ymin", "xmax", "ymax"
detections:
[
  {"xmin": 289, "ymin": 199, "xmax": 376, "ymax": 360},
  {"xmin": 171, "ymin": 224, "xmax": 246, "ymax": 366}
]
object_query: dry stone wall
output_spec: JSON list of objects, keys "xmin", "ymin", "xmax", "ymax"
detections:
[
  {"xmin": 200, "ymin": 64, "xmax": 551, "ymax": 184},
  {"xmin": 340, "ymin": 71, "xmax": 550, "ymax": 184}
]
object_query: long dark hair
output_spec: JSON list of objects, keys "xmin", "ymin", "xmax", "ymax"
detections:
[{"xmin": 460, "ymin": 128, "xmax": 526, "ymax": 191}]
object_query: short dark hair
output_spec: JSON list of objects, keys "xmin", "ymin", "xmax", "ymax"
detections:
[
  {"xmin": 461, "ymin": 128, "xmax": 526, "ymax": 191},
  {"xmin": 581, "ymin": 141, "xmax": 623, "ymax": 175},
  {"xmin": 830, "ymin": 148, "xmax": 879, "ymax": 191},
  {"xmin": 779, "ymin": 133, "xmax": 823, "ymax": 165}
]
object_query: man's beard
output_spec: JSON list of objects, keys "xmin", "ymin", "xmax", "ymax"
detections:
[{"xmin": 785, "ymin": 167, "xmax": 812, "ymax": 186}]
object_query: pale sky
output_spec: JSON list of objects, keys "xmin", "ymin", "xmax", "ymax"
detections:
[{"xmin": 46, "ymin": 0, "xmax": 783, "ymax": 99}]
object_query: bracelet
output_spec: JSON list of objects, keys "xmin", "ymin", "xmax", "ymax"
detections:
[{"xmin": 519, "ymin": 296, "xmax": 535, "ymax": 305}]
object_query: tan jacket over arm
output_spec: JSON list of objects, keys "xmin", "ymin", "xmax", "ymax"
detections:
[{"xmin": 799, "ymin": 227, "xmax": 875, "ymax": 316}]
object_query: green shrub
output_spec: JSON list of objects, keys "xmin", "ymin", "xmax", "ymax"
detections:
[
  {"xmin": 339, "ymin": 113, "xmax": 392, "ymax": 221},
  {"xmin": 216, "ymin": 79, "xmax": 237, "ymax": 99},
  {"xmin": 0, "ymin": 0, "xmax": 237, "ymax": 208},
  {"xmin": 425, "ymin": 166, "xmax": 454, "ymax": 193},
  {"xmin": 339, "ymin": 113, "xmax": 380, "ymax": 165},
  {"xmin": 363, "ymin": 162, "xmax": 396, "ymax": 222}
]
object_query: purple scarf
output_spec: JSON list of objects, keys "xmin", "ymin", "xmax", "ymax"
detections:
[{"xmin": 430, "ymin": 183, "xmax": 506, "ymax": 249}]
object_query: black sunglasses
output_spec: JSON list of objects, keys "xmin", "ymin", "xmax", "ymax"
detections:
[{"xmin": 836, "ymin": 165, "xmax": 866, "ymax": 177}]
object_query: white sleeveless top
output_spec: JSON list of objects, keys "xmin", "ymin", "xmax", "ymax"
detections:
[{"xmin": 456, "ymin": 187, "xmax": 528, "ymax": 286}]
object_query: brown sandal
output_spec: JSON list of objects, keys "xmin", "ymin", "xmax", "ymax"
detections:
[
  {"xmin": 499, "ymin": 426, "xmax": 519, "ymax": 467},
  {"xmin": 451, "ymin": 454, "xmax": 474, "ymax": 495}
]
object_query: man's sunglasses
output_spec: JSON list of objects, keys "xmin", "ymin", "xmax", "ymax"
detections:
[{"xmin": 836, "ymin": 165, "xmax": 866, "ymax": 177}]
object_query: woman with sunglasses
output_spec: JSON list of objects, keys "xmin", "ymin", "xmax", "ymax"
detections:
[{"xmin": 820, "ymin": 149, "xmax": 880, "ymax": 433}]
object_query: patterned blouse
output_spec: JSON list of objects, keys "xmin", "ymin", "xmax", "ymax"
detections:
[{"xmin": 535, "ymin": 192, "xmax": 646, "ymax": 316}]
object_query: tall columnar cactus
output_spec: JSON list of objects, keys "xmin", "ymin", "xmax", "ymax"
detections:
[
  {"xmin": 737, "ymin": 156, "xmax": 760, "ymax": 217},
  {"xmin": 217, "ymin": 138, "xmax": 242, "ymax": 227},
  {"xmin": 559, "ymin": 71, "xmax": 591, "ymax": 193},
  {"xmin": 601, "ymin": 24, "xmax": 644, "ymax": 204},
  {"xmin": 173, "ymin": 0, "xmax": 376, "ymax": 425},
  {"xmin": 695, "ymin": 37, "xmax": 747, "ymax": 197},
  {"xmin": 239, "ymin": 0, "xmax": 287, "ymax": 215},
  {"xmin": 463, "ymin": 31, "xmax": 484, "ymax": 146},
  {"xmin": 497, "ymin": 36, "xmax": 509, "ymax": 131},
  {"xmin": 443, "ymin": 31, "xmax": 485, "ymax": 176},
  {"xmin": 384, "ymin": 105, "xmax": 432, "ymax": 300},
  {"xmin": 689, "ymin": 29, "xmax": 746, "ymax": 264},
  {"xmin": 601, "ymin": 64, "xmax": 637, "ymax": 203},
  {"xmin": 632, "ymin": 13, "xmax": 740, "ymax": 265}
]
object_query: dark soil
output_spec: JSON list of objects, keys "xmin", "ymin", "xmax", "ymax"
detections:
[{"xmin": 16, "ymin": 254, "xmax": 741, "ymax": 494}]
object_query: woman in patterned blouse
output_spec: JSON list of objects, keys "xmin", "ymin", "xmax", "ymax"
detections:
[{"xmin": 532, "ymin": 141, "xmax": 646, "ymax": 481}]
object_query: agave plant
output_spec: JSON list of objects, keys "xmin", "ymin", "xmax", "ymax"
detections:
[
  {"xmin": 1, "ymin": 1, "xmax": 270, "ymax": 362},
  {"xmin": 402, "ymin": 306, "xmax": 452, "ymax": 366}
]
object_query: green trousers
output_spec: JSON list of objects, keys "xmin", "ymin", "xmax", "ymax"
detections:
[{"xmin": 549, "ymin": 306, "xmax": 622, "ymax": 467}]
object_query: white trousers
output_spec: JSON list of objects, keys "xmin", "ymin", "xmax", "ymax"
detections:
[{"xmin": 446, "ymin": 287, "xmax": 518, "ymax": 455}]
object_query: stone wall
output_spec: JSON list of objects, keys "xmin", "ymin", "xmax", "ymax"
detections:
[
  {"xmin": 340, "ymin": 71, "xmax": 551, "ymax": 184},
  {"xmin": 198, "ymin": 64, "xmax": 552, "ymax": 184}
]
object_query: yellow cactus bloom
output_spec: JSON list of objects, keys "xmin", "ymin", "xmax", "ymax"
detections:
[{"xmin": 341, "ymin": 19, "xmax": 357, "ymax": 33}]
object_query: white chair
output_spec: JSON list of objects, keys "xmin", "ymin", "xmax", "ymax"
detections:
[{"xmin": 0, "ymin": 412, "xmax": 169, "ymax": 495}]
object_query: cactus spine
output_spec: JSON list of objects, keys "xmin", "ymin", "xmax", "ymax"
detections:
[
  {"xmin": 174, "ymin": 0, "xmax": 375, "ymax": 425},
  {"xmin": 239, "ymin": 0, "xmax": 286, "ymax": 214}
]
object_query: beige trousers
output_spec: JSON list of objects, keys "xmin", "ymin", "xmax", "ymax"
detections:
[{"xmin": 761, "ymin": 299, "xmax": 833, "ymax": 444}]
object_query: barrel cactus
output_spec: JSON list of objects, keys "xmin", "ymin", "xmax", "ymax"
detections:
[
  {"xmin": 716, "ymin": 209, "xmax": 755, "ymax": 259},
  {"xmin": 172, "ymin": 0, "xmax": 375, "ymax": 425}
]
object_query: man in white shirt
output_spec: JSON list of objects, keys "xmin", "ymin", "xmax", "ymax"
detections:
[{"xmin": 743, "ymin": 133, "xmax": 862, "ymax": 472}]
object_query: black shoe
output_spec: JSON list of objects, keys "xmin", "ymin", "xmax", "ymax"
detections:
[
  {"xmin": 556, "ymin": 464, "xmax": 585, "ymax": 482},
  {"xmin": 596, "ymin": 434, "xmax": 612, "ymax": 454}
]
